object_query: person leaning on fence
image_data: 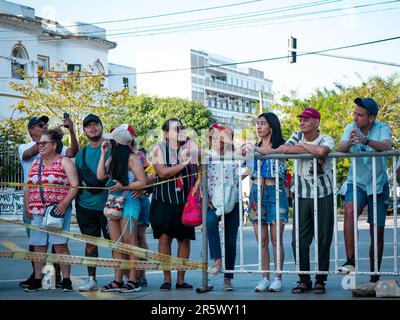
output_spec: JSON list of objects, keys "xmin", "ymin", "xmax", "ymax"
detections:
[
  {"xmin": 97, "ymin": 124, "xmax": 147, "ymax": 293},
  {"xmin": 337, "ymin": 98, "xmax": 392, "ymax": 283},
  {"xmin": 241, "ymin": 112, "xmax": 289, "ymax": 293},
  {"xmin": 74, "ymin": 114, "xmax": 111, "ymax": 292},
  {"xmin": 23, "ymin": 128, "xmax": 79, "ymax": 292},
  {"xmin": 18, "ymin": 115, "xmax": 78, "ymax": 289},
  {"xmin": 150, "ymin": 118, "xmax": 198, "ymax": 291},
  {"xmin": 206, "ymin": 123, "xmax": 244, "ymax": 291},
  {"xmin": 270, "ymin": 107, "xmax": 335, "ymax": 294}
]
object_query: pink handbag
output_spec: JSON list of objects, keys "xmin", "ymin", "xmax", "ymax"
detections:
[{"xmin": 182, "ymin": 175, "xmax": 202, "ymax": 227}]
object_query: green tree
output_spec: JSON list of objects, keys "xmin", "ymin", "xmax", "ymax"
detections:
[{"xmin": 0, "ymin": 65, "xmax": 129, "ymax": 146}]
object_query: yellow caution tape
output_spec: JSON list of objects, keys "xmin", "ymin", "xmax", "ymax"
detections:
[
  {"xmin": 0, "ymin": 172, "xmax": 199, "ymax": 190},
  {"xmin": 0, "ymin": 218, "xmax": 206, "ymax": 270},
  {"xmin": 0, "ymin": 248, "xmax": 196, "ymax": 271}
]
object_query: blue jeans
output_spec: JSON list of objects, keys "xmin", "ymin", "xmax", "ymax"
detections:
[{"xmin": 206, "ymin": 202, "xmax": 239, "ymax": 279}]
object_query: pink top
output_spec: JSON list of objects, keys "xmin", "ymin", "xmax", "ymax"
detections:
[{"xmin": 27, "ymin": 156, "xmax": 70, "ymax": 216}]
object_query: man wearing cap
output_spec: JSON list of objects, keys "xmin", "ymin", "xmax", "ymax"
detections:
[
  {"xmin": 74, "ymin": 114, "xmax": 112, "ymax": 292},
  {"xmin": 267, "ymin": 106, "xmax": 335, "ymax": 294},
  {"xmin": 17, "ymin": 115, "xmax": 78, "ymax": 288},
  {"xmin": 337, "ymin": 98, "xmax": 391, "ymax": 282}
]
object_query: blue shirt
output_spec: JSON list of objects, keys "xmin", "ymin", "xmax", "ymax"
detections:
[{"xmin": 341, "ymin": 121, "xmax": 391, "ymax": 195}]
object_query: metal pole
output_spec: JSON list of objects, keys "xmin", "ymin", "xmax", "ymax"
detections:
[
  {"xmin": 196, "ymin": 164, "xmax": 213, "ymax": 293},
  {"xmin": 372, "ymin": 157, "xmax": 378, "ymax": 274},
  {"xmin": 257, "ymin": 160, "xmax": 262, "ymax": 272},
  {"xmin": 294, "ymin": 160, "xmax": 300, "ymax": 272},
  {"xmin": 275, "ymin": 159, "xmax": 281, "ymax": 274},
  {"xmin": 352, "ymin": 157, "xmax": 359, "ymax": 272},
  {"xmin": 238, "ymin": 160, "xmax": 244, "ymax": 272},
  {"xmin": 313, "ymin": 158, "xmax": 319, "ymax": 272},
  {"xmin": 332, "ymin": 158, "xmax": 339, "ymax": 272},
  {"xmin": 220, "ymin": 161, "xmax": 226, "ymax": 272},
  {"xmin": 259, "ymin": 91, "xmax": 263, "ymax": 114}
]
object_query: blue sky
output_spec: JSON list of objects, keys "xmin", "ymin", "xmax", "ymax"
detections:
[{"xmin": 11, "ymin": 0, "xmax": 400, "ymax": 99}]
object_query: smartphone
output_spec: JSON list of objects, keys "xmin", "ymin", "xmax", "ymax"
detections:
[{"xmin": 63, "ymin": 113, "xmax": 70, "ymax": 129}]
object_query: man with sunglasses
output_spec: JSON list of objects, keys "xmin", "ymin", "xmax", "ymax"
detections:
[
  {"xmin": 17, "ymin": 115, "xmax": 79, "ymax": 288},
  {"xmin": 337, "ymin": 98, "xmax": 391, "ymax": 283}
]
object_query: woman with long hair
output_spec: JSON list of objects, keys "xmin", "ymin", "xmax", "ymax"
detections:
[
  {"xmin": 150, "ymin": 118, "xmax": 197, "ymax": 291},
  {"xmin": 97, "ymin": 124, "xmax": 146, "ymax": 293},
  {"xmin": 242, "ymin": 112, "xmax": 289, "ymax": 292}
]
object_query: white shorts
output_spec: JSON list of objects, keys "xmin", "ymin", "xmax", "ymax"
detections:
[{"xmin": 29, "ymin": 207, "xmax": 72, "ymax": 246}]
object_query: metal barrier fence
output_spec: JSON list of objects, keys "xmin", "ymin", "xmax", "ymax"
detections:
[
  {"xmin": 198, "ymin": 150, "xmax": 400, "ymax": 292},
  {"xmin": 0, "ymin": 151, "xmax": 23, "ymax": 185}
]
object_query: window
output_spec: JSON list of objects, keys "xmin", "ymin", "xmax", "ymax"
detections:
[
  {"xmin": 11, "ymin": 44, "xmax": 29, "ymax": 79},
  {"xmin": 92, "ymin": 60, "xmax": 105, "ymax": 74},
  {"xmin": 123, "ymin": 77, "xmax": 129, "ymax": 89},
  {"xmin": 37, "ymin": 55, "xmax": 49, "ymax": 86},
  {"xmin": 67, "ymin": 64, "xmax": 81, "ymax": 72}
]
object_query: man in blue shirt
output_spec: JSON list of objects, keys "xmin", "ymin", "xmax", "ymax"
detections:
[
  {"xmin": 337, "ymin": 98, "xmax": 391, "ymax": 282},
  {"xmin": 74, "ymin": 114, "xmax": 110, "ymax": 291}
]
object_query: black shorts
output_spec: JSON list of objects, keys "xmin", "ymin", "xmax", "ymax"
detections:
[
  {"xmin": 76, "ymin": 204, "xmax": 110, "ymax": 240},
  {"xmin": 150, "ymin": 200, "xmax": 195, "ymax": 242}
]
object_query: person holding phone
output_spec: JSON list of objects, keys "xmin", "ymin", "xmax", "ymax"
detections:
[{"xmin": 97, "ymin": 124, "xmax": 147, "ymax": 293}]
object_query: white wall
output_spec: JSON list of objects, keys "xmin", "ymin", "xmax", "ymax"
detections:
[{"xmin": 108, "ymin": 63, "xmax": 136, "ymax": 94}]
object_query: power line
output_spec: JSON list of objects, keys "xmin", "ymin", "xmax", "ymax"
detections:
[
  {"xmin": 302, "ymin": 52, "xmax": 400, "ymax": 67},
  {"xmin": 0, "ymin": 0, "xmax": 339, "ymax": 41},
  {"xmin": 0, "ymin": 35, "xmax": 399, "ymax": 81},
  {"xmin": 0, "ymin": 0, "xmax": 263, "ymax": 32}
]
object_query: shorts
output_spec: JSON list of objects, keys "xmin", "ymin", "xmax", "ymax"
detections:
[
  {"xmin": 76, "ymin": 204, "xmax": 110, "ymax": 239},
  {"xmin": 110, "ymin": 191, "xmax": 141, "ymax": 221},
  {"xmin": 150, "ymin": 200, "xmax": 195, "ymax": 242},
  {"xmin": 345, "ymin": 182, "xmax": 389, "ymax": 227},
  {"xmin": 248, "ymin": 183, "xmax": 289, "ymax": 224},
  {"xmin": 29, "ymin": 207, "xmax": 71, "ymax": 246},
  {"xmin": 137, "ymin": 196, "xmax": 150, "ymax": 226}
]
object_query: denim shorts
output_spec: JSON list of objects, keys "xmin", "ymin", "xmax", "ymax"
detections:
[
  {"xmin": 248, "ymin": 183, "xmax": 289, "ymax": 224},
  {"xmin": 137, "ymin": 196, "xmax": 150, "ymax": 226},
  {"xmin": 345, "ymin": 182, "xmax": 389, "ymax": 227},
  {"xmin": 29, "ymin": 207, "xmax": 71, "ymax": 246},
  {"xmin": 109, "ymin": 191, "xmax": 141, "ymax": 221}
]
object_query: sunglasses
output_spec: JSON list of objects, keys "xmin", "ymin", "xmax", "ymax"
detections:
[
  {"xmin": 36, "ymin": 141, "xmax": 55, "ymax": 147},
  {"xmin": 172, "ymin": 125, "xmax": 185, "ymax": 132}
]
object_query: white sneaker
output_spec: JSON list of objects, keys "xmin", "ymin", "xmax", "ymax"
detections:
[
  {"xmin": 78, "ymin": 277, "xmax": 98, "ymax": 292},
  {"xmin": 255, "ymin": 278, "xmax": 270, "ymax": 292},
  {"xmin": 208, "ymin": 263, "xmax": 222, "ymax": 276},
  {"xmin": 268, "ymin": 278, "xmax": 283, "ymax": 292}
]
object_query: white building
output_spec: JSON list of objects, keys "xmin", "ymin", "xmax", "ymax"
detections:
[
  {"xmin": 137, "ymin": 48, "xmax": 273, "ymax": 128},
  {"xmin": 0, "ymin": 0, "xmax": 136, "ymax": 120}
]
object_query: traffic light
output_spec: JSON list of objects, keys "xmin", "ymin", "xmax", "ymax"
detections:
[{"xmin": 289, "ymin": 36, "xmax": 297, "ymax": 63}]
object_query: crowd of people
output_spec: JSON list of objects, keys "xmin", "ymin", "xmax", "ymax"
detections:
[{"xmin": 14, "ymin": 96, "xmax": 399, "ymax": 294}]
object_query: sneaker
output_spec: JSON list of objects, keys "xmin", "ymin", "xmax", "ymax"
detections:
[
  {"xmin": 136, "ymin": 277, "xmax": 148, "ymax": 287},
  {"xmin": 78, "ymin": 277, "xmax": 98, "ymax": 292},
  {"xmin": 61, "ymin": 278, "xmax": 73, "ymax": 292},
  {"xmin": 25, "ymin": 279, "xmax": 42, "ymax": 292},
  {"xmin": 208, "ymin": 263, "xmax": 222, "ymax": 276},
  {"xmin": 338, "ymin": 257, "xmax": 355, "ymax": 273},
  {"xmin": 55, "ymin": 273, "xmax": 62, "ymax": 289},
  {"xmin": 176, "ymin": 282, "xmax": 193, "ymax": 290},
  {"xmin": 291, "ymin": 281, "xmax": 313, "ymax": 294},
  {"xmin": 255, "ymin": 277, "xmax": 271, "ymax": 292},
  {"xmin": 19, "ymin": 273, "xmax": 35, "ymax": 288},
  {"xmin": 223, "ymin": 278, "xmax": 234, "ymax": 291},
  {"xmin": 268, "ymin": 278, "xmax": 283, "ymax": 292}
]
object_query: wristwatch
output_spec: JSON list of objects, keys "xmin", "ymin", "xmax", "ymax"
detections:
[{"xmin": 363, "ymin": 138, "xmax": 370, "ymax": 145}]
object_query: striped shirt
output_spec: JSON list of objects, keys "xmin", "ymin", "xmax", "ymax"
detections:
[
  {"xmin": 152, "ymin": 141, "xmax": 196, "ymax": 205},
  {"xmin": 287, "ymin": 131, "xmax": 334, "ymax": 199}
]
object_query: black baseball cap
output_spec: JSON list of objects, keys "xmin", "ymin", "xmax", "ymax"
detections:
[
  {"xmin": 354, "ymin": 97, "xmax": 378, "ymax": 116},
  {"xmin": 83, "ymin": 114, "xmax": 102, "ymax": 127},
  {"xmin": 27, "ymin": 116, "xmax": 49, "ymax": 129}
]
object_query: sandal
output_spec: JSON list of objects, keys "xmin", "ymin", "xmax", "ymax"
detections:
[
  {"xmin": 313, "ymin": 282, "xmax": 326, "ymax": 294},
  {"xmin": 120, "ymin": 280, "xmax": 142, "ymax": 293},
  {"xmin": 291, "ymin": 281, "xmax": 313, "ymax": 294},
  {"xmin": 100, "ymin": 280, "xmax": 123, "ymax": 292}
]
